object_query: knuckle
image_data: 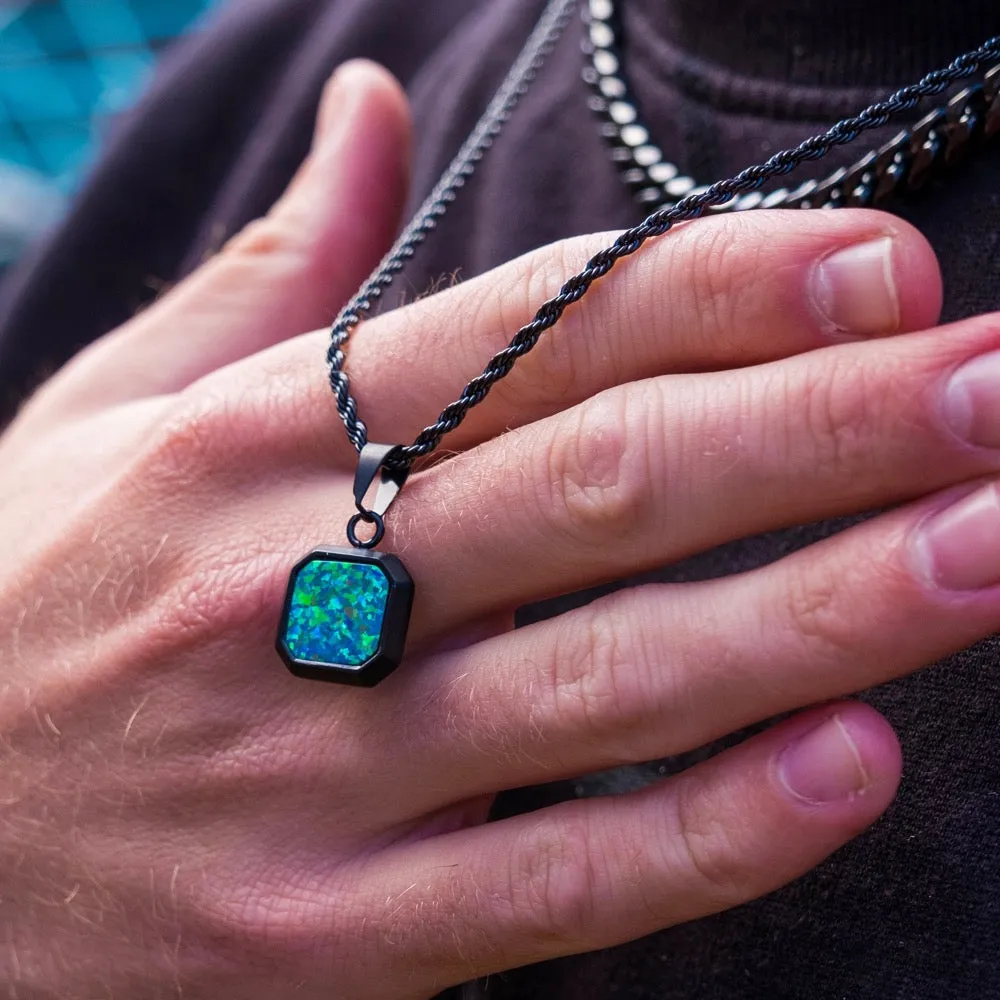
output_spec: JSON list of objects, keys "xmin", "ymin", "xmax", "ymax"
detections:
[
  {"xmin": 670, "ymin": 777, "xmax": 751, "ymax": 900},
  {"xmin": 135, "ymin": 373, "xmax": 287, "ymax": 492},
  {"xmin": 507, "ymin": 816, "xmax": 598, "ymax": 944},
  {"xmin": 202, "ymin": 875, "xmax": 350, "ymax": 971},
  {"xmin": 139, "ymin": 388, "xmax": 241, "ymax": 486},
  {"xmin": 212, "ymin": 215, "xmax": 309, "ymax": 291},
  {"xmin": 154, "ymin": 539, "xmax": 286, "ymax": 647},
  {"xmin": 221, "ymin": 216, "xmax": 298, "ymax": 263},
  {"xmin": 486, "ymin": 243, "xmax": 586, "ymax": 413},
  {"xmin": 781, "ymin": 555, "xmax": 859, "ymax": 664},
  {"xmin": 683, "ymin": 220, "xmax": 744, "ymax": 332},
  {"xmin": 797, "ymin": 354, "xmax": 882, "ymax": 476},
  {"xmin": 780, "ymin": 535, "xmax": 909, "ymax": 666},
  {"xmin": 544, "ymin": 602, "xmax": 649, "ymax": 759},
  {"xmin": 518, "ymin": 243, "xmax": 588, "ymax": 402},
  {"xmin": 539, "ymin": 390, "xmax": 648, "ymax": 542},
  {"xmin": 118, "ymin": 390, "xmax": 293, "ymax": 655},
  {"xmin": 656, "ymin": 215, "xmax": 764, "ymax": 348}
]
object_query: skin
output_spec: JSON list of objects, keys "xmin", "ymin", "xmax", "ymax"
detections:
[{"xmin": 2, "ymin": 59, "xmax": 1000, "ymax": 997}]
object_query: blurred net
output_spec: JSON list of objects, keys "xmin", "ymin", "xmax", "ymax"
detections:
[{"xmin": 0, "ymin": 0, "xmax": 221, "ymax": 264}]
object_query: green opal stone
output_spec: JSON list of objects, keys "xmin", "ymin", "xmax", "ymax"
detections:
[{"xmin": 282, "ymin": 557, "xmax": 390, "ymax": 667}]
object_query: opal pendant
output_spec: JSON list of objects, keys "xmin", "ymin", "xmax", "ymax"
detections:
[{"xmin": 276, "ymin": 547, "xmax": 414, "ymax": 686}]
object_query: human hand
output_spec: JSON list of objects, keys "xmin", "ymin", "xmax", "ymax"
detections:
[{"xmin": 4, "ymin": 60, "xmax": 1000, "ymax": 998}]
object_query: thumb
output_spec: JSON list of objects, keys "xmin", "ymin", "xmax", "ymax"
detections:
[{"xmin": 52, "ymin": 60, "xmax": 412, "ymax": 412}]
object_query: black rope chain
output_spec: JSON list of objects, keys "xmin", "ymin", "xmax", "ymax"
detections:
[{"xmin": 326, "ymin": 0, "xmax": 1000, "ymax": 477}]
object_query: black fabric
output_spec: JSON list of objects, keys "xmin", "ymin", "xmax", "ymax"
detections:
[
  {"xmin": 647, "ymin": 0, "xmax": 1000, "ymax": 87},
  {"xmin": 2, "ymin": 1, "xmax": 1000, "ymax": 997}
]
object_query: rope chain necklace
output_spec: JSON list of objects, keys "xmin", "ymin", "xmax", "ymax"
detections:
[{"xmin": 275, "ymin": 0, "xmax": 1000, "ymax": 685}]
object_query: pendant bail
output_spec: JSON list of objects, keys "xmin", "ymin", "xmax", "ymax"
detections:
[{"xmin": 348, "ymin": 443, "xmax": 409, "ymax": 550}]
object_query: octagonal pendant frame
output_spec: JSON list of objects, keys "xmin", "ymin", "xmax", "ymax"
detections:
[{"xmin": 276, "ymin": 546, "xmax": 414, "ymax": 687}]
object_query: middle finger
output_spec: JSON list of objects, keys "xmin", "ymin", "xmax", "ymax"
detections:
[{"xmin": 367, "ymin": 311, "xmax": 1000, "ymax": 635}]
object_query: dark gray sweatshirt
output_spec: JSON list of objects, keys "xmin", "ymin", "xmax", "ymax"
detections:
[{"xmin": 1, "ymin": 2, "xmax": 999, "ymax": 997}]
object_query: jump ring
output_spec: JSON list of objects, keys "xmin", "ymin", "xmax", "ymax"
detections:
[{"xmin": 347, "ymin": 511, "xmax": 385, "ymax": 550}]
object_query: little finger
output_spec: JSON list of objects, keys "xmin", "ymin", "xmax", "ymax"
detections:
[{"xmin": 331, "ymin": 703, "xmax": 899, "ymax": 996}]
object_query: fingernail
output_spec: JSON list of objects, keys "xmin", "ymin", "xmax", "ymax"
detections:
[
  {"xmin": 810, "ymin": 237, "xmax": 899, "ymax": 337},
  {"xmin": 943, "ymin": 349, "xmax": 1000, "ymax": 449},
  {"xmin": 911, "ymin": 483, "xmax": 1000, "ymax": 591},
  {"xmin": 777, "ymin": 714, "xmax": 869, "ymax": 804}
]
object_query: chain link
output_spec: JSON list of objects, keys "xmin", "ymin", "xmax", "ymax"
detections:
[
  {"xmin": 582, "ymin": 0, "xmax": 1000, "ymax": 213},
  {"xmin": 326, "ymin": 0, "xmax": 1000, "ymax": 475}
]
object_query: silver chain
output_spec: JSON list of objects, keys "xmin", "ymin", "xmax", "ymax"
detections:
[{"xmin": 583, "ymin": 0, "xmax": 1000, "ymax": 212}]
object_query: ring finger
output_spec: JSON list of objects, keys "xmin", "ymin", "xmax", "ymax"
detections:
[
  {"xmin": 375, "ymin": 475, "xmax": 1000, "ymax": 809},
  {"xmin": 320, "ymin": 701, "xmax": 901, "ymax": 996}
]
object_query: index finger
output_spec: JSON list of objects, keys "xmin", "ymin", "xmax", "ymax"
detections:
[{"xmin": 206, "ymin": 207, "xmax": 941, "ymax": 471}]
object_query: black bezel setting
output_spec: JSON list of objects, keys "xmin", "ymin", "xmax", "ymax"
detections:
[{"xmin": 276, "ymin": 547, "xmax": 414, "ymax": 687}]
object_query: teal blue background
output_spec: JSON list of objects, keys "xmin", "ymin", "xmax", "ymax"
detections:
[
  {"xmin": 0, "ymin": 0, "xmax": 221, "ymax": 188},
  {"xmin": 0, "ymin": 1, "xmax": 222, "ymax": 265}
]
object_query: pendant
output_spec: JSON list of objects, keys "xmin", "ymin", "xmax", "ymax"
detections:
[{"xmin": 276, "ymin": 444, "xmax": 414, "ymax": 687}]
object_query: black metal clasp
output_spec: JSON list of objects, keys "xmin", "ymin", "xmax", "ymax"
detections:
[{"xmin": 347, "ymin": 443, "xmax": 409, "ymax": 550}]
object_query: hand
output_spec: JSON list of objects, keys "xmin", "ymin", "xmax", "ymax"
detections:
[{"xmin": 3, "ymin": 60, "xmax": 1000, "ymax": 998}]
